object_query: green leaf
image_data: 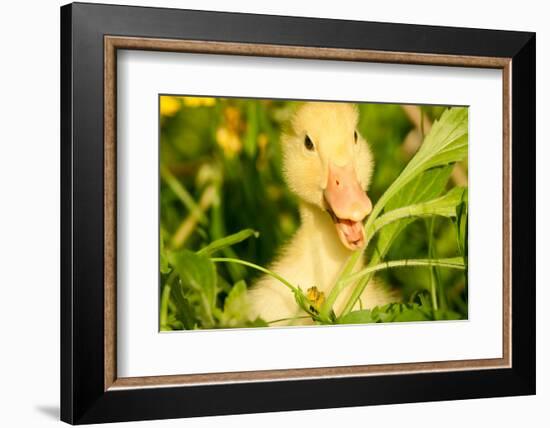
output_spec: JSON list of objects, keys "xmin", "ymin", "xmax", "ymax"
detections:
[
  {"xmin": 197, "ymin": 228, "xmax": 259, "ymax": 256},
  {"xmin": 170, "ymin": 284, "xmax": 197, "ymax": 330},
  {"xmin": 374, "ymin": 165, "xmax": 454, "ymax": 258},
  {"xmin": 434, "ymin": 308, "xmax": 463, "ymax": 320},
  {"xmin": 372, "ymin": 186, "xmax": 466, "ymax": 236},
  {"xmin": 389, "ymin": 304, "xmax": 432, "ymax": 322},
  {"xmin": 337, "ymin": 309, "xmax": 377, "ymax": 324},
  {"xmin": 338, "ymin": 303, "xmax": 434, "ymax": 325},
  {"xmin": 371, "ymin": 107, "xmax": 468, "ymax": 220},
  {"xmin": 219, "ymin": 280, "xmax": 250, "ymax": 327},
  {"xmin": 244, "ymin": 318, "xmax": 269, "ymax": 328},
  {"xmin": 168, "ymin": 249, "xmax": 218, "ymax": 327}
]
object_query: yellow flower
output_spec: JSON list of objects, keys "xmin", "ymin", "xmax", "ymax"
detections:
[
  {"xmin": 257, "ymin": 133, "xmax": 268, "ymax": 150},
  {"xmin": 216, "ymin": 126, "xmax": 242, "ymax": 158},
  {"xmin": 183, "ymin": 97, "xmax": 216, "ymax": 107},
  {"xmin": 306, "ymin": 287, "xmax": 326, "ymax": 312},
  {"xmin": 255, "ymin": 133, "xmax": 270, "ymax": 170},
  {"xmin": 224, "ymin": 106, "xmax": 243, "ymax": 132},
  {"xmin": 160, "ymin": 96, "xmax": 181, "ymax": 117}
]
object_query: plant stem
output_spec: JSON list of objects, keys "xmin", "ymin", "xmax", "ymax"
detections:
[
  {"xmin": 160, "ymin": 284, "xmax": 171, "ymax": 330},
  {"xmin": 266, "ymin": 316, "xmax": 311, "ymax": 325},
  {"xmin": 160, "ymin": 164, "xmax": 207, "ymax": 224},
  {"xmin": 339, "ymin": 252, "xmax": 381, "ymax": 316},
  {"xmin": 426, "ymin": 218, "xmax": 439, "ymax": 311},
  {"xmin": 340, "ymin": 256, "xmax": 464, "ymax": 315},
  {"xmin": 320, "ymin": 251, "xmax": 362, "ymax": 319},
  {"xmin": 197, "ymin": 228, "xmax": 259, "ymax": 256},
  {"xmin": 210, "ymin": 257, "xmax": 298, "ymax": 292},
  {"xmin": 342, "ymin": 257, "xmax": 465, "ymax": 285},
  {"xmin": 326, "ymin": 191, "xmax": 411, "ymax": 318},
  {"xmin": 170, "ymin": 185, "xmax": 216, "ymax": 249}
]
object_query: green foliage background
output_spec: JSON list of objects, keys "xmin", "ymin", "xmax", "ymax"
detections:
[{"xmin": 159, "ymin": 96, "xmax": 468, "ymax": 330}]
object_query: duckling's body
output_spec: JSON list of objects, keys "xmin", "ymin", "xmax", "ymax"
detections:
[
  {"xmin": 249, "ymin": 102, "xmax": 398, "ymax": 324},
  {"xmin": 249, "ymin": 202, "xmax": 394, "ymax": 324}
]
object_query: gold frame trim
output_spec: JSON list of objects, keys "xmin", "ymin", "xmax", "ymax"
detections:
[{"xmin": 104, "ymin": 36, "xmax": 512, "ymax": 391}]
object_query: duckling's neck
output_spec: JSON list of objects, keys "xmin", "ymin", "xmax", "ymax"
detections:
[
  {"xmin": 298, "ymin": 201, "xmax": 333, "ymax": 232},
  {"xmin": 290, "ymin": 202, "xmax": 356, "ymax": 292}
]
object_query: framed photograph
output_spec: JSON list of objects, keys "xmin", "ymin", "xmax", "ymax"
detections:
[{"xmin": 60, "ymin": 2, "xmax": 535, "ymax": 424}]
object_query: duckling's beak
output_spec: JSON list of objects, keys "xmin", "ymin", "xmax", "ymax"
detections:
[{"xmin": 324, "ymin": 162, "xmax": 372, "ymax": 250}]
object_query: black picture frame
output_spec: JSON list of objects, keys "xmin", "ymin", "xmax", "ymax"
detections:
[{"xmin": 61, "ymin": 2, "xmax": 535, "ymax": 424}]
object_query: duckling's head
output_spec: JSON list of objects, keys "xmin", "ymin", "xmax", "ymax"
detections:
[{"xmin": 282, "ymin": 102, "xmax": 374, "ymax": 250}]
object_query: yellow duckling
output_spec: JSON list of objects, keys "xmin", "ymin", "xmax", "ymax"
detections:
[{"xmin": 249, "ymin": 102, "xmax": 398, "ymax": 325}]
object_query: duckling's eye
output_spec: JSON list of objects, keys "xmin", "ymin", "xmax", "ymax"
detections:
[
  {"xmin": 304, "ymin": 135, "xmax": 315, "ymax": 151},
  {"xmin": 354, "ymin": 130, "xmax": 358, "ymax": 144}
]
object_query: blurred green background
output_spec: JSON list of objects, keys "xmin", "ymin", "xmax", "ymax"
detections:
[{"xmin": 159, "ymin": 96, "xmax": 468, "ymax": 328}]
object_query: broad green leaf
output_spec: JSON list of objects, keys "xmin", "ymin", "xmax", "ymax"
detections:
[
  {"xmin": 197, "ymin": 228, "xmax": 259, "ymax": 256},
  {"xmin": 168, "ymin": 249, "xmax": 218, "ymax": 327},
  {"xmin": 372, "ymin": 186, "xmax": 466, "ymax": 235},
  {"xmin": 169, "ymin": 249, "xmax": 217, "ymax": 299},
  {"xmin": 373, "ymin": 165, "xmax": 453, "ymax": 259},
  {"xmin": 369, "ymin": 107, "xmax": 468, "ymax": 220}
]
